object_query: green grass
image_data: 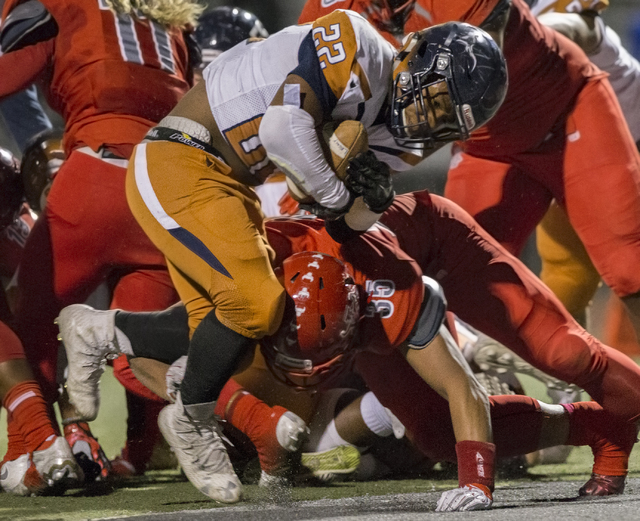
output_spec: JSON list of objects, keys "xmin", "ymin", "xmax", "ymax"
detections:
[
  {"xmin": 1, "ymin": 368, "xmax": 639, "ymax": 520},
  {"xmin": 2, "ymin": 445, "xmax": 639, "ymax": 521}
]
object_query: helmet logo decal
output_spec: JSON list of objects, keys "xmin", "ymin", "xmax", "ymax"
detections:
[
  {"xmin": 302, "ymin": 272, "xmax": 315, "ymax": 282},
  {"xmin": 461, "ymin": 104, "xmax": 475, "ymax": 131},
  {"xmin": 307, "ymin": 260, "xmax": 321, "ymax": 269},
  {"xmin": 296, "ymin": 287, "xmax": 311, "ymax": 299},
  {"xmin": 295, "ymin": 306, "xmax": 306, "ymax": 318}
]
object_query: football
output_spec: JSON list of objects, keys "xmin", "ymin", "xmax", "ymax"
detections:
[{"xmin": 286, "ymin": 120, "xmax": 369, "ymax": 203}]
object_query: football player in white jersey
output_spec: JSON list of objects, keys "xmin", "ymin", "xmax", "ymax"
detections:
[{"xmin": 122, "ymin": 10, "xmax": 507, "ymax": 503}]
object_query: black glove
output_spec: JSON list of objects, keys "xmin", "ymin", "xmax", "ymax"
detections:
[
  {"xmin": 343, "ymin": 151, "xmax": 395, "ymax": 213},
  {"xmin": 300, "ymin": 196, "xmax": 354, "ymax": 220}
]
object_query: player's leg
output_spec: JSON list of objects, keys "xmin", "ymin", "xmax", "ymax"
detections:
[
  {"xmin": 0, "ymin": 321, "xmax": 80, "ymax": 495},
  {"xmin": 536, "ymin": 202, "xmax": 601, "ymax": 327},
  {"xmin": 14, "ymin": 151, "xmax": 128, "ymax": 405},
  {"xmin": 106, "ymin": 269, "xmax": 179, "ymax": 478},
  {"xmin": 125, "ymin": 141, "xmax": 285, "ymax": 502},
  {"xmin": 558, "ymin": 78, "xmax": 640, "ymax": 339},
  {"xmin": 384, "ymin": 192, "xmax": 640, "ymax": 423},
  {"xmin": 356, "ymin": 348, "xmax": 634, "ymax": 496},
  {"xmin": 444, "ymin": 146, "xmax": 552, "ymax": 257}
]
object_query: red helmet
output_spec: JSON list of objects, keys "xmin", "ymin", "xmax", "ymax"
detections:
[
  {"xmin": 0, "ymin": 147, "xmax": 23, "ymax": 229},
  {"xmin": 261, "ymin": 252, "xmax": 361, "ymax": 391}
]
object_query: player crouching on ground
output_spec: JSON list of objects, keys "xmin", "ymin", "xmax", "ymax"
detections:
[
  {"xmin": 58, "ymin": 246, "xmax": 636, "ymax": 511},
  {"xmin": 121, "ymin": 9, "xmax": 507, "ymax": 504}
]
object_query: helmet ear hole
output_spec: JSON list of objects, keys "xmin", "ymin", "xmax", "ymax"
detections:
[
  {"xmin": 320, "ymin": 315, "xmax": 326, "ymax": 331},
  {"xmin": 319, "ymin": 277, "xmax": 324, "ymax": 290}
]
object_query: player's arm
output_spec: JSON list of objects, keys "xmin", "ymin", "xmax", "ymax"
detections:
[
  {"xmin": 399, "ymin": 277, "xmax": 494, "ymax": 511},
  {"xmin": 479, "ymin": 0, "xmax": 511, "ymax": 49},
  {"xmin": 260, "ymin": 72, "xmax": 353, "ymax": 215},
  {"xmin": 538, "ymin": 11, "xmax": 602, "ymax": 55},
  {"xmin": 0, "ymin": 0, "xmax": 56, "ymax": 98}
]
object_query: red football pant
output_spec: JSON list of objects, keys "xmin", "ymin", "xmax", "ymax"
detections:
[
  {"xmin": 445, "ymin": 78, "xmax": 640, "ymax": 298},
  {"xmin": 0, "ymin": 320, "xmax": 25, "ymax": 364},
  {"xmin": 355, "ymin": 349, "xmax": 545, "ymax": 462},
  {"xmin": 14, "ymin": 150, "xmax": 178, "ymax": 404},
  {"xmin": 382, "ymin": 192, "xmax": 640, "ymax": 422}
]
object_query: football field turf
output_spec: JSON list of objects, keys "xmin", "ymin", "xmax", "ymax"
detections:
[{"xmin": 2, "ymin": 369, "xmax": 640, "ymax": 520}]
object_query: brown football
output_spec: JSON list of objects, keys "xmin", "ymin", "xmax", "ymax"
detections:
[{"xmin": 286, "ymin": 120, "xmax": 369, "ymax": 203}]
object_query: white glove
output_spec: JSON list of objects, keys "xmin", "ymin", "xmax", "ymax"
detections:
[{"xmin": 435, "ymin": 485, "xmax": 493, "ymax": 512}]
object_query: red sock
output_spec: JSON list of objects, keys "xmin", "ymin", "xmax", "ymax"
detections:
[
  {"xmin": 216, "ymin": 379, "xmax": 287, "ymax": 473},
  {"xmin": 563, "ymin": 401, "xmax": 637, "ymax": 476},
  {"xmin": 3, "ymin": 381, "xmax": 57, "ymax": 454},
  {"xmin": 3, "ymin": 415, "xmax": 27, "ymax": 463}
]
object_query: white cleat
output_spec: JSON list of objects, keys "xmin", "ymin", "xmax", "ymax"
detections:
[
  {"xmin": 0, "ymin": 454, "xmax": 46, "ymax": 496},
  {"xmin": 32, "ymin": 437, "xmax": 83, "ymax": 491},
  {"xmin": 56, "ymin": 304, "xmax": 121, "ymax": 421},
  {"xmin": 275, "ymin": 411, "xmax": 309, "ymax": 453},
  {"xmin": 471, "ymin": 330, "xmax": 581, "ymax": 396},
  {"xmin": 158, "ymin": 396, "xmax": 242, "ymax": 504},
  {"xmin": 258, "ymin": 411, "xmax": 309, "ymax": 488}
]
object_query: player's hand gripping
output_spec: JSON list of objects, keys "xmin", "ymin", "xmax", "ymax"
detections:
[
  {"xmin": 343, "ymin": 151, "xmax": 395, "ymax": 213},
  {"xmin": 435, "ymin": 484, "xmax": 493, "ymax": 512}
]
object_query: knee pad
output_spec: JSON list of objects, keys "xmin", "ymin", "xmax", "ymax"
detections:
[{"xmin": 406, "ymin": 277, "xmax": 447, "ymax": 349}]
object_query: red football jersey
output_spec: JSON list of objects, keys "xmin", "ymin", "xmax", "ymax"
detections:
[
  {"xmin": 299, "ymin": 0, "xmax": 602, "ymax": 154},
  {"xmin": 0, "ymin": 0, "xmax": 192, "ymax": 155},
  {"xmin": 265, "ymin": 217, "xmax": 424, "ymax": 353}
]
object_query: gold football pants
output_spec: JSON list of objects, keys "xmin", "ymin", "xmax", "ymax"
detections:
[
  {"xmin": 126, "ymin": 140, "xmax": 285, "ymax": 339},
  {"xmin": 536, "ymin": 201, "xmax": 600, "ymax": 324}
]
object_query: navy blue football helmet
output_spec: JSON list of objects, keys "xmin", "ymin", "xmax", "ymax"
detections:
[
  {"xmin": 0, "ymin": 147, "xmax": 24, "ymax": 229},
  {"xmin": 194, "ymin": 6, "xmax": 268, "ymax": 67},
  {"xmin": 390, "ymin": 22, "xmax": 508, "ymax": 148}
]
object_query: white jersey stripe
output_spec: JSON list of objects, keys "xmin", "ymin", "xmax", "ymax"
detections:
[
  {"xmin": 114, "ymin": 13, "xmax": 143, "ymax": 64},
  {"xmin": 151, "ymin": 21, "xmax": 176, "ymax": 73},
  {"xmin": 134, "ymin": 144, "xmax": 180, "ymax": 231}
]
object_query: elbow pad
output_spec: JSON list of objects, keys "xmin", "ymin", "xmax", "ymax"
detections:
[
  {"xmin": 1, "ymin": 0, "xmax": 58, "ymax": 53},
  {"xmin": 406, "ymin": 277, "xmax": 447, "ymax": 349},
  {"xmin": 260, "ymin": 104, "xmax": 350, "ymax": 210}
]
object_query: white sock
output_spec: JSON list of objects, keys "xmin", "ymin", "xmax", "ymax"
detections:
[
  {"xmin": 315, "ymin": 419, "xmax": 353, "ymax": 452},
  {"xmin": 360, "ymin": 391, "xmax": 394, "ymax": 437}
]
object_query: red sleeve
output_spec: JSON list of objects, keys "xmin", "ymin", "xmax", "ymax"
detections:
[
  {"xmin": 0, "ymin": 40, "xmax": 53, "ymax": 98},
  {"xmin": 411, "ymin": 0, "xmax": 499, "ymax": 28},
  {"xmin": 298, "ymin": 0, "xmax": 357, "ymax": 24},
  {"xmin": 338, "ymin": 227, "xmax": 425, "ymax": 354}
]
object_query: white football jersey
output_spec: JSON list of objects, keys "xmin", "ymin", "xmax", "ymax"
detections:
[{"xmin": 202, "ymin": 9, "xmax": 421, "ymax": 183}]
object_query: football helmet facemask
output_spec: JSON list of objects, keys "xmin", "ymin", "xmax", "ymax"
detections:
[
  {"xmin": 194, "ymin": 6, "xmax": 268, "ymax": 68},
  {"xmin": 0, "ymin": 147, "xmax": 23, "ymax": 229},
  {"xmin": 389, "ymin": 22, "xmax": 508, "ymax": 148},
  {"xmin": 261, "ymin": 252, "xmax": 361, "ymax": 392}
]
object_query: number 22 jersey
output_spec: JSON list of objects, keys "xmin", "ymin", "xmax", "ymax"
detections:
[{"xmin": 202, "ymin": 9, "xmax": 422, "ymax": 185}]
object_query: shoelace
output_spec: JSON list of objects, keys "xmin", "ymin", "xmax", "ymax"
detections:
[{"xmin": 175, "ymin": 416, "xmax": 231, "ymax": 475}]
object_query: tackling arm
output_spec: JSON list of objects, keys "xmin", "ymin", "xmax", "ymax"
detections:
[
  {"xmin": 538, "ymin": 11, "xmax": 602, "ymax": 55},
  {"xmin": 400, "ymin": 326, "xmax": 493, "ymax": 445},
  {"xmin": 399, "ymin": 277, "xmax": 494, "ymax": 511}
]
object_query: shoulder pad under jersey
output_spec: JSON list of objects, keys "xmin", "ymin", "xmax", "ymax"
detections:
[{"xmin": 1, "ymin": 0, "xmax": 58, "ymax": 53}]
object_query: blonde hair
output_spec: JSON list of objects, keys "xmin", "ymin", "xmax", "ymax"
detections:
[{"xmin": 104, "ymin": 0, "xmax": 204, "ymax": 28}]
